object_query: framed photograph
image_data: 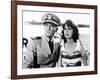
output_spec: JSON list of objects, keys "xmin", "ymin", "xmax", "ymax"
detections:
[{"xmin": 11, "ymin": 0, "xmax": 97, "ymax": 79}]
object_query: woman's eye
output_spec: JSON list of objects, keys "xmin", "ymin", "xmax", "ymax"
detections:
[
  {"xmin": 68, "ymin": 28, "xmax": 72, "ymax": 30},
  {"xmin": 65, "ymin": 28, "xmax": 72, "ymax": 30}
]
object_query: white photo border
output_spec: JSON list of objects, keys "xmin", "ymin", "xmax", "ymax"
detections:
[{"xmin": 17, "ymin": 5, "xmax": 94, "ymax": 75}]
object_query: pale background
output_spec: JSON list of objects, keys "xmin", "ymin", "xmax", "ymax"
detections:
[
  {"xmin": 22, "ymin": 10, "xmax": 90, "ymax": 50},
  {"xmin": 0, "ymin": 0, "xmax": 99, "ymax": 80}
]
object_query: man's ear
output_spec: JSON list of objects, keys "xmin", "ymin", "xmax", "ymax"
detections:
[{"xmin": 56, "ymin": 27, "xmax": 58, "ymax": 32}]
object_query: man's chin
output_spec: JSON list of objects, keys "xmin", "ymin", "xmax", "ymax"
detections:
[{"xmin": 46, "ymin": 34, "xmax": 53, "ymax": 37}]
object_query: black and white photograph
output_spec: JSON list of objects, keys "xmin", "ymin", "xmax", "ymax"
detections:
[
  {"xmin": 22, "ymin": 10, "xmax": 90, "ymax": 69},
  {"xmin": 11, "ymin": 1, "xmax": 97, "ymax": 79}
]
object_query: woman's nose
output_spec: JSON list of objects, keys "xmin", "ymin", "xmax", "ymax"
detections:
[{"xmin": 66, "ymin": 29, "xmax": 68, "ymax": 32}]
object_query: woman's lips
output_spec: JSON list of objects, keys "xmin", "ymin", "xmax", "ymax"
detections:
[{"xmin": 66, "ymin": 34, "xmax": 69, "ymax": 36}]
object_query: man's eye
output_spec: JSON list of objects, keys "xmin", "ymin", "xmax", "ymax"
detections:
[{"xmin": 45, "ymin": 24, "xmax": 48, "ymax": 26}]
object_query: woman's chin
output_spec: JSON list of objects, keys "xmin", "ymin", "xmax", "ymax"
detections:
[
  {"xmin": 65, "ymin": 36, "xmax": 70, "ymax": 38},
  {"xmin": 65, "ymin": 36, "xmax": 72, "ymax": 39}
]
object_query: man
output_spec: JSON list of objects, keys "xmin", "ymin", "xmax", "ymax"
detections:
[{"xmin": 23, "ymin": 13, "xmax": 61, "ymax": 68}]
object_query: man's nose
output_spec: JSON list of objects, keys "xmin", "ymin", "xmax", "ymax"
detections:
[{"xmin": 48, "ymin": 26, "xmax": 51, "ymax": 30}]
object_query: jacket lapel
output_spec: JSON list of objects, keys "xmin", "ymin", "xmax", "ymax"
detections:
[
  {"xmin": 53, "ymin": 39, "xmax": 58, "ymax": 54},
  {"xmin": 41, "ymin": 36, "xmax": 51, "ymax": 57},
  {"xmin": 41, "ymin": 36, "xmax": 59, "ymax": 57}
]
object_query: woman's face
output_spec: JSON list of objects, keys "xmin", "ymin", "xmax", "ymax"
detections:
[{"xmin": 64, "ymin": 24, "xmax": 73, "ymax": 39}]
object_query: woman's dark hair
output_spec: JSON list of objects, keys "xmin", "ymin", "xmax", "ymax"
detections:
[{"xmin": 62, "ymin": 20, "xmax": 79, "ymax": 43}]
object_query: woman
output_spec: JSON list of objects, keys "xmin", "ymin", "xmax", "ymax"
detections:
[{"xmin": 59, "ymin": 20, "xmax": 89, "ymax": 67}]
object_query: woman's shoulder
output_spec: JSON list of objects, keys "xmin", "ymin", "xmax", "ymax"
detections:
[
  {"xmin": 60, "ymin": 39, "xmax": 64, "ymax": 46},
  {"xmin": 60, "ymin": 39, "xmax": 66, "ymax": 52},
  {"xmin": 74, "ymin": 40, "xmax": 81, "ymax": 50}
]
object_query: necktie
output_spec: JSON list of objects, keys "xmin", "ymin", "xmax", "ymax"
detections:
[{"xmin": 48, "ymin": 39, "xmax": 53, "ymax": 53}]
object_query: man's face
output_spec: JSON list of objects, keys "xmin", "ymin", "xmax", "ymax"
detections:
[{"xmin": 44, "ymin": 23, "xmax": 57, "ymax": 37}]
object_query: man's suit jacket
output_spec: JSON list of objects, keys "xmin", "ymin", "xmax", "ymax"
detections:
[{"xmin": 23, "ymin": 35, "xmax": 60, "ymax": 68}]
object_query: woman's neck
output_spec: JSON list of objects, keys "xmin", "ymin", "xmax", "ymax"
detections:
[
  {"xmin": 64, "ymin": 38, "xmax": 76, "ymax": 55},
  {"xmin": 66, "ymin": 38, "xmax": 74, "ymax": 44}
]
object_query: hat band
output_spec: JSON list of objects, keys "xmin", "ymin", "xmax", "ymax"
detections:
[{"xmin": 43, "ymin": 20, "xmax": 59, "ymax": 26}]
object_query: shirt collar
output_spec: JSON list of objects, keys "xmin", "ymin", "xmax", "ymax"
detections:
[{"xmin": 46, "ymin": 36, "xmax": 54, "ymax": 42}]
